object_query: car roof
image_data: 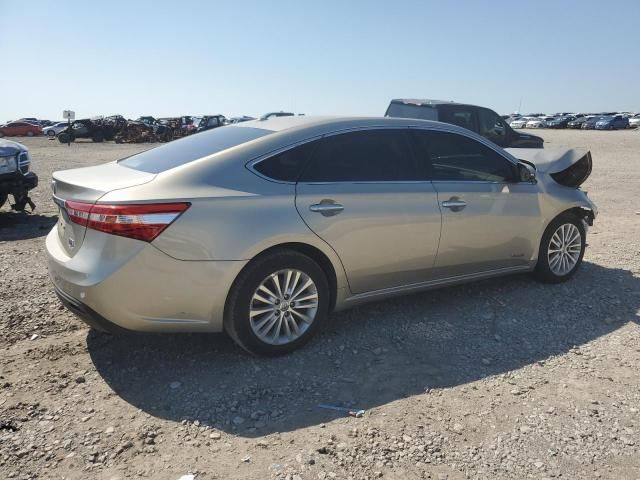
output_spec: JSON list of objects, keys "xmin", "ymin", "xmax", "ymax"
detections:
[
  {"xmin": 231, "ymin": 115, "xmax": 467, "ymax": 135},
  {"xmin": 389, "ymin": 98, "xmax": 460, "ymax": 107}
]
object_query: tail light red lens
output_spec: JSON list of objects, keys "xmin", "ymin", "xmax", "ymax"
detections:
[{"xmin": 64, "ymin": 201, "xmax": 190, "ymax": 242}]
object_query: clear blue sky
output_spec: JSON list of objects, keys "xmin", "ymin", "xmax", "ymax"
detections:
[{"xmin": 1, "ymin": 0, "xmax": 638, "ymax": 123}]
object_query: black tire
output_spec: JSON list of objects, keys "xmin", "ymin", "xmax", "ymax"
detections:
[
  {"xmin": 92, "ymin": 131, "xmax": 104, "ymax": 142},
  {"xmin": 534, "ymin": 212, "xmax": 586, "ymax": 284},
  {"xmin": 58, "ymin": 132, "xmax": 73, "ymax": 143},
  {"xmin": 0, "ymin": 192, "xmax": 7, "ymax": 210},
  {"xmin": 224, "ymin": 249, "xmax": 329, "ymax": 356}
]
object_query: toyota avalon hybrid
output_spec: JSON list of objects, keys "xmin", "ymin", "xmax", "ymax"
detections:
[{"xmin": 47, "ymin": 116, "xmax": 596, "ymax": 355}]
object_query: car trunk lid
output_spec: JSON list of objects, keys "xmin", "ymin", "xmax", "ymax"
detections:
[{"xmin": 52, "ymin": 162, "xmax": 156, "ymax": 257}]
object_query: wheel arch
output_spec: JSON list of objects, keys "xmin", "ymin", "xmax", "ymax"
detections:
[{"xmin": 224, "ymin": 242, "xmax": 342, "ymax": 320}]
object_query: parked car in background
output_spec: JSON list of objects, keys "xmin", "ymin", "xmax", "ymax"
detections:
[
  {"xmin": 567, "ymin": 117, "xmax": 589, "ymax": 129},
  {"xmin": 44, "ymin": 122, "xmax": 70, "ymax": 137},
  {"xmin": 628, "ymin": 114, "xmax": 640, "ymax": 128},
  {"xmin": 0, "ymin": 121, "xmax": 42, "ymax": 137},
  {"xmin": 0, "ymin": 139, "xmax": 38, "ymax": 212},
  {"xmin": 581, "ymin": 117, "xmax": 603, "ymax": 130},
  {"xmin": 259, "ymin": 111, "xmax": 296, "ymax": 120},
  {"xmin": 229, "ymin": 116, "xmax": 256, "ymax": 124},
  {"xmin": 58, "ymin": 117, "xmax": 125, "ymax": 143},
  {"xmin": 18, "ymin": 117, "xmax": 40, "ymax": 124},
  {"xmin": 547, "ymin": 116, "xmax": 575, "ymax": 129},
  {"xmin": 525, "ymin": 117, "xmax": 547, "ymax": 129},
  {"xmin": 137, "ymin": 116, "xmax": 157, "ymax": 126},
  {"xmin": 46, "ymin": 116, "xmax": 596, "ymax": 355},
  {"xmin": 509, "ymin": 117, "xmax": 530, "ymax": 129},
  {"xmin": 595, "ymin": 115, "xmax": 629, "ymax": 130},
  {"xmin": 195, "ymin": 115, "xmax": 228, "ymax": 133},
  {"xmin": 385, "ymin": 99, "xmax": 543, "ymax": 148}
]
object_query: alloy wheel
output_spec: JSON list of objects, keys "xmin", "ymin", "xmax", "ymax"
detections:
[
  {"xmin": 548, "ymin": 223, "xmax": 582, "ymax": 276},
  {"xmin": 249, "ymin": 269, "xmax": 319, "ymax": 345}
]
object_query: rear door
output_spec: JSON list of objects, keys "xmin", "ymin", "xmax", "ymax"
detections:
[
  {"xmin": 410, "ymin": 129, "xmax": 541, "ymax": 278},
  {"xmin": 295, "ymin": 128, "xmax": 442, "ymax": 294}
]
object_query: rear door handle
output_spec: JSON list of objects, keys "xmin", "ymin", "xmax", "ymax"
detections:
[
  {"xmin": 441, "ymin": 199, "xmax": 467, "ymax": 212},
  {"xmin": 310, "ymin": 201, "xmax": 344, "ymax": 217}
]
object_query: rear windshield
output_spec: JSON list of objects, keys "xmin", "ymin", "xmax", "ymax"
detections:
[
  {"xmin": 119, "ymin": 126, "xmax": 272, "ymax": 173},
  {"xmin": 386, "ymin": 103, "xmax": 439, "ymax": 121}
]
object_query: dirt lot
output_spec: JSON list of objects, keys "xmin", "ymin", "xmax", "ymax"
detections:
[{"xmin": 1, "ymin": 131, "xmax": 639, "ymax": 480}]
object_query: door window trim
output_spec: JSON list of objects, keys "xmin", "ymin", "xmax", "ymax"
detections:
[
  {"xmin": 246, "ymin": 124, "xmax": 522, "ymax": 185},
  {"xmin": 248, "ymin": 126, "xmax": 427, "ymax": 185}
]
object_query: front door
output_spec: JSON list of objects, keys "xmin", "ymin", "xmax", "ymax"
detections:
[
  {"xmin": 295, "ymin": 129, "xmax": 442, "ymax": 294},
  {"xmin": 410, "ymin": 129, "xmax": 541, "ymax": 278}
]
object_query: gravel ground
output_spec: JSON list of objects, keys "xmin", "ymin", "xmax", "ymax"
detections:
[{"xmin": 1, "ymin": 131, "xmax": 639, "ymax": 480}]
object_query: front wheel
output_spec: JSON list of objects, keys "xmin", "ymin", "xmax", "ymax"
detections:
[
  {"xmin": 534, "ymin": 213, "xmax": 586, "ymax": 283},
  {"xmin": 224, "ymin": 250, "xmax": 329, "ymax": 356}
]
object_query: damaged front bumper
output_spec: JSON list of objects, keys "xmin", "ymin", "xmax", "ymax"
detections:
[{"xmin": 0, "ymin": 171, "xmax": 38, "ymax": 210}]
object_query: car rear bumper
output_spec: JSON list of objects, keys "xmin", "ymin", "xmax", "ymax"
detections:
[
  {"xmin": 54, "ymin": 284, "xmax": 132, "ymax": 334},
  {"xmin": 46, "ymin": 226, "xmax": 247, "ymax": 333}
]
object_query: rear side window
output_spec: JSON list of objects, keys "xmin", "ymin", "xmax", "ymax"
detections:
[
  {"xmin": 253, "ymin": 142, "xmax": 315, "ymax": 182},
  {"xmin": 119, "ymin": 126, "xmax": 272, "ymax": 173},
  {"xmin": 411, "ymin": 130, "xmax": 516, "ymax": 182},
  {"xmin": 300, "ymin": 129, "xmax": 417, "ymax": 182}
]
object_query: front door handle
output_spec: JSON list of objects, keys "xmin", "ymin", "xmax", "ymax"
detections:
[
  {"xmin": 441, "ymin": 199, "xmax": 467, "ymax": 212},
  {"xmin": 310, "ymin": 201, "xmax": 344, "ymax": 217}
]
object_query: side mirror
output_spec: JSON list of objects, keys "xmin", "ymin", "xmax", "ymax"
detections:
[{"xmin": 517, "ymin": 162, "xmax": 537, "ymax": 183}]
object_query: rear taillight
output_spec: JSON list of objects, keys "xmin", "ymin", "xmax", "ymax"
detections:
[{"xmin": 64, "ymin": 201, "xmax": 190, "ymax": 242}]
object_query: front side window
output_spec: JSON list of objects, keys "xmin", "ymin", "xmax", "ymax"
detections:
[
  {"xmin": 477, "ymin": 108, "xmax": 508, "ymax": 143},
  {"xmin": 439, "ymin": 107, "xmax": 477, "ymax": 132},
  {"xmin": 300, "ymin": 129, "xmax": 417, "ymax": 182},
  {"xmin": 411, "ymin": 130, "xmax": 516, "ymax": 182}
]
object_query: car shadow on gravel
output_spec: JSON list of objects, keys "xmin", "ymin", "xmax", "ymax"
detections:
[
  {"xmin": 87, "ymin": 261, "xmax": 639, "ymax": 437},
  {"xmin": 0, "ymin": 212, "xmax": 57, "ymax": 240}
]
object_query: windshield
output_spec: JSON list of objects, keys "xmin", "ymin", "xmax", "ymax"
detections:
[
  {"xmin": 119, "ymin": 126, "xmax": 273, "ymax": 173},
  {"xmin": 386, "ymin": 103, "xmax": 439, "ymax": 121}
]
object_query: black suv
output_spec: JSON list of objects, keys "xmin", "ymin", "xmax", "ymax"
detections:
[{"xmin": 385, "ymin": 99, "xmax": 544, "ymax": 148}]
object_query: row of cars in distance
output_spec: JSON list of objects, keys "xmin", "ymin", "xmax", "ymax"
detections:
[
  {"xmin": 0, "ymin": 112, "xmax": 300, "ymax": 140},
  {"xmin": 507, "ymin": 112, "xmax": 639, "ymax": 130}
]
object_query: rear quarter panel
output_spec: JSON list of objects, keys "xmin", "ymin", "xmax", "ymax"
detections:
[{"xmin": 100, "ymin": 169, "xmax": 350, "ymax": 290}]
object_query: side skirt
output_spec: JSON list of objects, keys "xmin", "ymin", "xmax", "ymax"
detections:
[{"xmin": 336, "ymin": 265, "xmax": 533, "ymax": 310}]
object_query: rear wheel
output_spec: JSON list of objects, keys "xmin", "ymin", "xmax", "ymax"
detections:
[
  {"xmin": 224, "ymin": 250, "xmax": 329, "ymax": 356},
  {"xmin": 92, "ymin": 131, "xmax": 104, "ymax": 142},
  {"xmin": 534, "ymin": 213, "xmax": 586, "ymax": 283},
  {"xmin": 26, "ymin": 131, "xmax": 34, "ymax": 137},
  {"xmin": 58, "ymin": 132, "xmax": 73, "ymax": 143}
]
